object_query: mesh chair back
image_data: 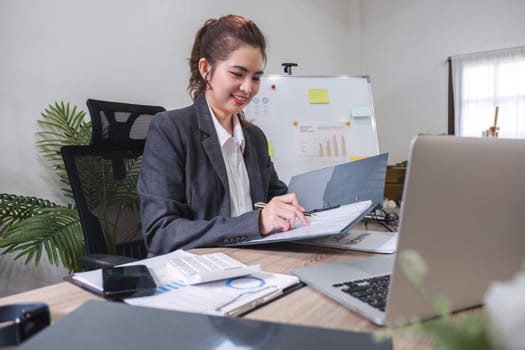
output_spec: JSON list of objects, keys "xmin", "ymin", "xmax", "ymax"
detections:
[
  {"xmin": 62, "ymin": 99, "xmax": 165, "ymax": 261},
  {"xmin": 62, "ymin": 145, "xmax": 146, "ymax": 258},
  {"xmin": 86, "ymin": 98, "xmax": 165, "ymax": 148}
]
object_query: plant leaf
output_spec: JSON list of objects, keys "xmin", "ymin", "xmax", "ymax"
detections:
[
  {"xmin": 0, "ymin": 207, "xmax": 84, "ymax": 272},
  {"xmin": 0, "ymin": 194, "xmax": 58, "ymax": 236},
  {"xmin": 421, "ymin": 316, "xmax": 492, "ymax": 350},
  {"xmin": 37, "ymin": 101, "xmax": 92, "ymax": 198}
]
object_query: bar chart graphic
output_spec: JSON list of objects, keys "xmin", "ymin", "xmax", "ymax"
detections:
[
  {"xmin": 297, "ymin": 122, "xmax": 350, "ymax": 161},
  {"xmin": 317, "ymin": 134, "xmax": 347, "ymax": 157}
]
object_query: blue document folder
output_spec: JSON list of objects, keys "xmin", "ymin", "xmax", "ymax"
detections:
[{"xmin": 287, "ymin": 153, "xmax": 388, "ymax": 211}]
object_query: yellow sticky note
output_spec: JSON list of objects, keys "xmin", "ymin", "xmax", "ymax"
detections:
[
  {"xmin": 268, "ymin": 140, "xmax": 274, "ymax": 157},
  {"xmin": 308, "ymin": 89, "xmax": 329, "ymax": 104},
  {"xmin": 350, "ymin": 156, "xmax": 367, "ymax": 162}
]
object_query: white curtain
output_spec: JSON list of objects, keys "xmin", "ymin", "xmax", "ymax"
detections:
[{"xmin": 451, "ymin": 46, "xmax": 525, "ymax": 138}]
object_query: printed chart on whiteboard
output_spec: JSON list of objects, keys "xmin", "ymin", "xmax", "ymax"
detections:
[
  {"xmin": 244, "ymin": 76, "xmax": 380, "ymax": 184},
  {"xmin": 297, "ymin": 122, "xmax": 349, "ymax": 160}
]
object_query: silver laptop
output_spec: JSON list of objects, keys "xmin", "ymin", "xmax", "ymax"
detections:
[{"xmin": 293, "ymin": 135, "xmax": 525, "ymax": 326}]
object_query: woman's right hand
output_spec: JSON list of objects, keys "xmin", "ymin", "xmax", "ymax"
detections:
[{"xmin": 258, "ymin": 193, "xmax": 309, "ymax": 235}]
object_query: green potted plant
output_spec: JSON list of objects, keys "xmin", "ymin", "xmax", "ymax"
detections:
[{"xmin": 0, "ymin": 102, "xmax": 91, "ymax": 272}]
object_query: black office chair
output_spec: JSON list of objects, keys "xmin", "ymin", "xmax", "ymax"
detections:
[{"xmin": 62, "ymin": 99, "xmax": 165, "ymax": 270}]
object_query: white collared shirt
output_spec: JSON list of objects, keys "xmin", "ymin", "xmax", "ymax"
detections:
[{"xmin": 210, "ymin": 108, "xmax": 253, "ymax": 217}]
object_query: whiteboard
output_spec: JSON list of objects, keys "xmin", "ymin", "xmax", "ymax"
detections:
[{"xmin": 244, "ymin": 76, "xmax": 379, "ymax": 184}]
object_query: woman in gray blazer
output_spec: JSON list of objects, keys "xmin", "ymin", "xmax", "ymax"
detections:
[{"xmin": 138, "ymin": 15, "xmax": 308, "ymax": 255}]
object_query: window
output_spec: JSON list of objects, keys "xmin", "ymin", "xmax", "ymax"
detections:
[{"xmin": 451, "ymin": 46, "xmax": 525, "ymax": 138}]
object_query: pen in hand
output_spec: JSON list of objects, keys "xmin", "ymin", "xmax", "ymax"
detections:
[{"xmin": 254, "ymin": 202, "xmax": 318, "ymax": 217}]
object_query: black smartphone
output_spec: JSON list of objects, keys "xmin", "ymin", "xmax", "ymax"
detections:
[{"xmin": 102, "ymin": 265, "xmax": 157, "ymax": 300}]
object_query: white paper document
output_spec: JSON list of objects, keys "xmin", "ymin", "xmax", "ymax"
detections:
[
  {"xmin": 297, "ymin": 229, "xmax": 398, "ymax": 254},
  {"xmin": 228, "ymin": 200, "xmax": 374, "ymax": 246},
  {"xmin": 71, "ymin": 250, "xmax": 301, "ymax": 317}
]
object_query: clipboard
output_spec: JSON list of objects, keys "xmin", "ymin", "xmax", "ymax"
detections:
[{"xmin": 227, "ymin": 200, "xmax": 375, "ymax": 246}]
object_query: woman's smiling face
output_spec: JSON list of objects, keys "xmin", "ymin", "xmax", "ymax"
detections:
[{"xmin": 201, "ymin": 45, "xmax": 264, "ymax": 121}]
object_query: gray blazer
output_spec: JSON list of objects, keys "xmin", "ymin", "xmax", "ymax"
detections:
[{"xmin": 138, "ymin": 94, "xmax": 287, "ymax": 255}]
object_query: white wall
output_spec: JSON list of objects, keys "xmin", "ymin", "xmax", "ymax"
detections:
[
  {"xmin": 360, "ymin": 0, "xmax": 525, "ymax": 163},
  {"xmin": 2, "ymin": 0, "xmax": 524, "ymax": 203},
  {"xmin": 0, "ymin": 0, "xmax": 359, "ymax": 202}
]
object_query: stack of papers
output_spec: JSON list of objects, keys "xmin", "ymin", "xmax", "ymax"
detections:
[{"xmin": 70, "ymin": 250, "xmax": 301, "ymax": 317}]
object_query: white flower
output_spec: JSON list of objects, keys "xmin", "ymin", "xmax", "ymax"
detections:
[{"xmin": 484, "ymin": 274, "xmax": 525, "ymax": 350}]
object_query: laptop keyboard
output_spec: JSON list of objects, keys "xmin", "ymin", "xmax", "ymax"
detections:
[{"xmin": 332, "ymin": 275, "xmax": 391, "ymax": 312}]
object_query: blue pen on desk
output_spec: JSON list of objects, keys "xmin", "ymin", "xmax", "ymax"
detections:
[{"xmin": 254, "ymin": 202, "xmax": 318, "ymax": 217}]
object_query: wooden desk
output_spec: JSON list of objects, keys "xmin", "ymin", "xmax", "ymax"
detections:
[
  {"xmin": 0, "ymin": 243, "xmax": 429, "ymax": 349},
  {"xmin": 193, "ymin": 244, "xmax": 430, "ymax": 349}
]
